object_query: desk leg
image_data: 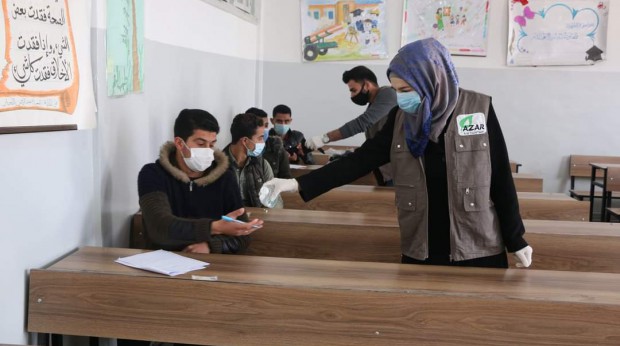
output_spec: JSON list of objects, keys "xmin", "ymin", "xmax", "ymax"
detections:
[
  {"xmin": 589, "ymin": 166, "xmax": 596, "ymax": 221},
  {"xmin": 605, "ymin": 191, "xmax": 612, "ymax": 222},
  {"xmin": 601, "ymin": 171, "xmax": 609, "ymax": 222},
  {"xmin": 51, "ymin": 334, "xmax": 63, "ymax": 346}
]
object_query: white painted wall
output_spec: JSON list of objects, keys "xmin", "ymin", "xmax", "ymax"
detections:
[
  {"xmin": 0, "ymin": 0, "xmax": 259, "ymax": 344},
  {"xmin": 259, "ymin": 0, "xmax": 620, "ymax": 193}
]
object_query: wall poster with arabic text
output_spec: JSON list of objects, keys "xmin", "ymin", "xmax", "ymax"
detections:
[
  {"xmin": 402, "ymin": 0, "xmax": 490, "ymax": 56},
  {"xmin": 0, "ymin": 0, "xmax": 96, "ymax": 132},
  {"xmin": 508, "ymin": 0, "xmax": 609, "ymax": 66},
  {"xmin": 301, "ymin": 0, "xmax": 388, "ymax": 62}
]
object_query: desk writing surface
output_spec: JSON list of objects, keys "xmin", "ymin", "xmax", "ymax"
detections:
[
  {"xmin": 248, "ymin": 207, "xmax": 620, "ymax": 236},
  {"xmin": 590, "ymin": 162, "xmax": 620, "ymax": 170},
  {"xmin": 41, "ymin": 247, "xmax": 620, "ymax": 305},
  {"xmin": 29, "ymin": 247, "xmax": 620, "ymax": 345},
  {"xmin": 247, "ymin": 207, "xmax": 397, "ymax": 227}
]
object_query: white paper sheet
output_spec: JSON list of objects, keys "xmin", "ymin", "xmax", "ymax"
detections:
[{"xmin": 116, "ymin": 250, "xmax": 209, "ymax": 276}]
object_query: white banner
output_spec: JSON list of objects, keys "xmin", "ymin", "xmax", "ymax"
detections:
[
  {"xmin": 0, "ymin": 0, "xmax": 96, "ymax": 129},
  {"xmin": 507, "ymin": 0, "xmax": 609, "ymax": 66}
]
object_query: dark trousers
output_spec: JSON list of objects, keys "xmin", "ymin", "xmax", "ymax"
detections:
[{"xmin": 401, "ymin": 251, "xmax": 509, "ymax": 268}]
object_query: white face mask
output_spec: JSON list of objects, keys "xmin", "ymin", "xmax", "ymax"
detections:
[{"xmin": 181, "ymin": 141, "xmax": 214, "ymax": 172}]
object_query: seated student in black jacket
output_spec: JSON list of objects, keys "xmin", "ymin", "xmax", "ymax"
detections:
[
  {"xmin": 269, "ymin": 104, "xmax": 314, "ymax": 165},
  {"xmin": 137, "ymin": 108, "xmax": 263, "ymax": 254}
]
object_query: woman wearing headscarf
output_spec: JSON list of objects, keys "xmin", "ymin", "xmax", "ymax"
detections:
[{"xmin": 261, "ymin": 38, "xmax": 532, "ymax": 269}]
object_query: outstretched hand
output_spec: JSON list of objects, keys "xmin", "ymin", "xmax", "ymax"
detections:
[
  {"xmin": 211, "ymin": 208, "xmax": 263, "ymax": 236},
  {"xmin": 513, "ymin": 245, "xmax": 533, "ymax": 268},
  {"xmin": 259, "ymin": 178, "xmax": 299, "ymax": 208},
  {"xmin": 306, "ymin": 135, "xmax": 325, "ymax": 151}
]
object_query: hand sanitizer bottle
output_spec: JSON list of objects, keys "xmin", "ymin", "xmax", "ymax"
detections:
[{"xmin": 259, "ymin": 185, "xmax": 282, "ymax": 208}]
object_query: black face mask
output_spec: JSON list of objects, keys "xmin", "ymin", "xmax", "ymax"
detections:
[{"xmin": 351, "ymin": 87, "xmax": 370, "ymax": 106}]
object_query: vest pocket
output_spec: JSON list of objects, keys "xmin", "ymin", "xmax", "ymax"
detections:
[
  {"xmin": 463, "ymin": 186, "xmax": 492, "ymax": 211},
  {"xmin": 454, "ymin": 136, "xmax": 491, "ymax": 185},
  {"xmin": 395, "ymin": 185, "xmax": 416, "ymax": 211}
]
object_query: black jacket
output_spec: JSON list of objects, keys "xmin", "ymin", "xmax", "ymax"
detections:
[
  {"xmin": 137, "ymin": 142, "xmax": 250, "ymax": 253},
  {"xmin": 271, "ymin": 128, "xmax": 315, "ymax": 164}
]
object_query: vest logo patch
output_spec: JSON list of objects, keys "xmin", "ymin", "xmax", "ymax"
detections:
[{"xmin": 457, "ymin": 113, "xmax": 486, "ymax": 136}]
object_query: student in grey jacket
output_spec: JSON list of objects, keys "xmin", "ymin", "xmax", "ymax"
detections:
[{"xmin": 261, "ymin": 39, "xmax": 533, "ymax": 269}]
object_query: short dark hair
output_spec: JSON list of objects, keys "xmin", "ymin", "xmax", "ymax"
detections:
[
  {"xmin": 174, "ymin": 109, "xmax": 219, "ymax": 141},
  {"xmin": 245, "ymin": 107, "xmax": 268, "ymax": 119},
  {"xmin": 272, "ymin": 104, "xmax": 292, "ymax": 118},
  {"xmin": 342, "ymin": 66, "xmax": 378, "ymax": 85},
  {"xmin": 231, "ymin": 113, "xmax": 262, "ymax": 143}
]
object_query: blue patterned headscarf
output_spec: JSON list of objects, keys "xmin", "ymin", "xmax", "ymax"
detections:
[{"xmin": 387, "ymin": 38, "xmax": 459, "ymax": 157}]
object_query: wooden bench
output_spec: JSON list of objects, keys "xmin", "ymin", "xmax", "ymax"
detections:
[
  {"xmin": 314, "ymin": 153, "xmax": 522, "ymax": 172},
  {"xmin": 512, "ymin": 172, "xmax": 543, "ymax": 192},
  {"xmin": 608, "ymin": 208, "xmax": 620, "ymax": 222},
  {"xmin": 600, "ymin": 165, "xmax": 620, "ymax": 221},
  {"xmin": 28, "ymin": 247, "xmax": 620, "ymax": 345},
  {"xmin": 244, "ymin": 207, "xmax": 620, "ymax": 273},
  {"xmin": 291, "ymin": 164, "xmax": 377, "ymax": 185},
  {"xmin": 568, "ymin": 155, "xmax": 620, "ymax": 200},
  {"xmin": 292, "ymin": 165, "xmax": 540, "ymax": 191},
  {"xmin": 280, "ymin": 185, "xmax": 587, "ymax": 221}
]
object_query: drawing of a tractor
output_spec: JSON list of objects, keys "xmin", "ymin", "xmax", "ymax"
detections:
[{"xmin": 303, "ymin": 25, "xmax": 341, "ymax": 61}]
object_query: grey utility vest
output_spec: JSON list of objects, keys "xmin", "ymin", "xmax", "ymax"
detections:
[{"xmin": 390, "ymin": 89, "xmax": 504, "ymax": 261}]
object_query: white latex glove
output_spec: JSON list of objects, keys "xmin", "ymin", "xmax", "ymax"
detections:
[
  {"xmin": 306, "ymin": 135, "xmax": 325, "ymax": 151},
  {"xmin": 513, "ymin": 245, "xmax": 533, "ymax": 268},
  {"xmin": 259, "ymin": 178, "xmax": 299, "ymax": 208}
]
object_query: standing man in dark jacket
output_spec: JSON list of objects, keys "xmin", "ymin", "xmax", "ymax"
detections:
[
  {"xmin": 246, "ymin": 107, "xmax": 292, "ymax": 179},
  {"xmin": 270, "ymin": 104, "xmax": 315, "ymax": 165},
  {"xmin": 305, "ymin": 66, "xmax": 397, "ymax": 185},
  {"xmin": 137, "ymin": 109, "xmax": 263, "ymax": 255}
]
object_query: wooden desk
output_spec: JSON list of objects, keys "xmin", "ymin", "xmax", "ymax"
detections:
[
  {"xmin": 509, "ymin": 160, "xmax": 521, "ymax": 173},
  {"xmin": 291, "ymin": 165, "xmax": 377, "ymax": 185},
  {"xmin": 512, "ymin": 172, "xmax": 543, "ymax": 192},
  {"xmin": 246, "ymin": 208, "xmax": 620, "ymax": 273},
  {"xmin": 281, "ymin": 185, "xmax": 587, "ymax": 221},
  {"xmin": 589, "ymin": 163, "xmax": 620, "ymax": 221},
  {"xmin": 28, "ymin": 247, "xmax": 620, "ymax": 345},
  {"xmin": 569, "ymin": 155, "xmax": 620, "ymax": 200}
]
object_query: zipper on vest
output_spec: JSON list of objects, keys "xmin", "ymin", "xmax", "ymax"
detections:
[{"xmin": 189, "ymin": 181, "xmax": 194, "ymax": 192}]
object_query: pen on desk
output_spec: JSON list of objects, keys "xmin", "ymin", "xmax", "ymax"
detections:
[{"xmin": 221, "ymin": 215, "xmax": 261, "ymax": 228}]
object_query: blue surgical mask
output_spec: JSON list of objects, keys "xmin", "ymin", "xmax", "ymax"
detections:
[
  {"xmin": 246, "ymin": 140, "xmax": 265, "ymax": 157},
  {"xmin": 263, "ymin": 128, "xmax": 269, "ymax": 142},
  {"xmin": 274, "ymin": 124, "xmax": 289, "ymax": 136},
  {"xmin": 397, "ymin": 90, "xmax": 422, "ymax": 114}
]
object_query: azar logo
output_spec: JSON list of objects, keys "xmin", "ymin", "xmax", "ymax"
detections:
[
  {"xmin": 456, "ymin": 113, "xmax": 487, "ymax": 136},
  {"xmin": 457, "ymin": 113, "xmax": 486, "ymax": 136}
]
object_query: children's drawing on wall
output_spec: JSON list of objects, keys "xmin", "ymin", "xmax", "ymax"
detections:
[
  {"xmin": 300, "ymin": 0, "xmax": 387, "ymax": 62},
  {"xmin": 107, "ymin": 0, "xmax": 144, "ymax": 96},
  {"xmin": 402, "ymin": 0, "xmax": 489, "ymax": 56},
  {"xmin": 507, "ymin": 0, "xmax": 609, "ymax": 66}
]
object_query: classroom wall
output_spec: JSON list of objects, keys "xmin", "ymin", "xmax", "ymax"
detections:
[
  {"xmin": 259, "ymin": 0, "xmax": 620, "ymax": 193},
  {"xmin": 94, "ymin": 0, "xmax": 259, "ymax": 248},
  {"xmin": 0, "ymin": 0, "xmax": 259, "ymax": 344}
]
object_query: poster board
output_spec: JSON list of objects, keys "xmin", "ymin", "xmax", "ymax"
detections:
[
  {"xmin": 300, "ymin": 0, "xmax": 388, "ymax": 62},
  {"xmin": 507, "ymin": 0, "xmax": 609, "ymax": 66},
  {"xmin": 402, "ymin": 0, "xmax": 490, "ymax": 56},
  {"xmin": 0, "ymin": 0, "xmax": 96, "ymax": 132}
]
